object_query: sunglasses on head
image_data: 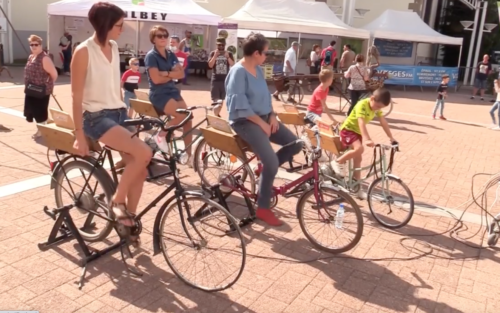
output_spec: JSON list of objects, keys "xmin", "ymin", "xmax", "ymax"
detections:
[
  {"xmin": 30, "ymin": 43, "xmax": 39, "ymax": 47},
  {"xmin": 131, "ymin": 63, "xmax": 139, "ymax": 66},
  {"xmin": 155, "ymin": 34, "xmax": 168, "ymax": 39}
]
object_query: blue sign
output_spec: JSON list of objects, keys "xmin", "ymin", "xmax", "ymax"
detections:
[
  {"xmin": 377, "ymin": 65, "xmax": 458, "ymax": 87},
  {"xmin": 374, "ymin": 39, "xmax": 413, "ymax": 58}
]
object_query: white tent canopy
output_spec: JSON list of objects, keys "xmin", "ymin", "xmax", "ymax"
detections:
[
  {"xmin": 362, "ymin": 9, "xmax": 463, "ymax": 46},
  {"xmin": 223, "ymin": 0, "xmax": 369, "ymax": 39},
  {"xmin": 47, "ymin": 0, "xmax": 221, "ymax": 25}
]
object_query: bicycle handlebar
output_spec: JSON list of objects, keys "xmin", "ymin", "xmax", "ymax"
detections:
[{"xmin": 375, "ymin": 141, "xmax": 399, "ymax": 152}]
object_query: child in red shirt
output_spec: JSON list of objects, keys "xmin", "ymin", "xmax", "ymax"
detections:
[
  {"xmin": 306, "ymin": 69, "xmax": 337, "ymax": 125},
  {"xmin": 121, "ymin": 58, "xmax": 141, "ymax": 117},
  {"xmin": 170, "ymin": 36, "xmax": 188, "ymax": 86}
]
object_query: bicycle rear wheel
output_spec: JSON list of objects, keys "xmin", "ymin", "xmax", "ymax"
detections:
[
  {"xmin": 53, "ymin": 159, "xmax": 115, "ymax": 242},
  {"xmin": 280, "ymin": 83, "xmax": 304, "ymax": 104},
  {"xmin": 367, "ymin": 175, "xmax": 414, "ymax": 229},
  {"xmin": 159, "ymin": 195, "xmax": 246, "ymax": 291},
  {"xmin": 193, "ymin": 138, "xmax": 227, "ymax": 179},
  {"xmin": 297, "ymin": 185, "xmax": 363, "ymax": 254}
]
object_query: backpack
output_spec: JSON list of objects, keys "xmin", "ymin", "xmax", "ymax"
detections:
[{"xmin": 323, "ymin": 49, "xmax": 333, "ymax": 66}]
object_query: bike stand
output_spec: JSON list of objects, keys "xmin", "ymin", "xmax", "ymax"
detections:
[{"xmin": 38, "ymin": 204, "xmax": 129, "ymax": 289}]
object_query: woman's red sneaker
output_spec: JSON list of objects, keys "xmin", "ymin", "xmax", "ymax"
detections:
[{"xmin": 256, "ymin": 208, "xmax": 283, "ymax": 226}]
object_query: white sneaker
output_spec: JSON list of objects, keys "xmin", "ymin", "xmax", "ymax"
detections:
[
  {"xmin": 493, "ymin": 127, "xmax": 500, "ymax": 131},
  {"xmin": 331, "ymin": 160, "xmax": 346, "ymax": 177},
  {"xmin": 490, "ymin": 124, "xmax": 497, "ymax": 129},
  {"xmin": 154, "ymin": 132, "xmax": 170, "ymax": 153}
]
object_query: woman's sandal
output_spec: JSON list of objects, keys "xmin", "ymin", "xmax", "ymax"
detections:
[{"xmin": 111, "ymin": 203, "xmax": 135, "ymax": 227}]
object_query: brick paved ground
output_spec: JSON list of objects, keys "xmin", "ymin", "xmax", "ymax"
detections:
[{"xmin": 1, "ymin": 68, "xmax": 500, "ymax": 312}]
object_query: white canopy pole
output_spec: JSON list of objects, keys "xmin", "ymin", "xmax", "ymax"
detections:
[
  {"xmin": 471, "ymin": 0, "xmax": 488, "ymax": 84},
  {"xmin": 463, "ymin": 1, "xmax": 481, "ymax": 86},
  {"xmin": 456, "ymin": 43, "xmax": 463, "ymax": 92},
  {"xmin": 135, "ymin": 20, "xmax": 139, "ymax": 57}
]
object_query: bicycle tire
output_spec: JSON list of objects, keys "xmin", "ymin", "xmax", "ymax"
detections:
[
  {"xmin": 158, "ymin": 195, "xmax": 246, "ymax": 291},
  {"xmin": 192, "ymin": 138, "xmax": 230, "ymax": 180},
  {"xmin": 297, "ymin": 185, "xmax": 363, "ymax": 254},
  {"xmin": 199, "ymin": 149, "xmax": 255, "ymax": 195},
  {"xmin": 54, "ymin": 159, "xmax": 115, "ymax": 242},
  {"xmin": 280, "ymin": 83, "xmax": 304, "ymax": 104},
  {"xmin": 367, "ymin": 175, "xmax": 414, "ymax": 229}
]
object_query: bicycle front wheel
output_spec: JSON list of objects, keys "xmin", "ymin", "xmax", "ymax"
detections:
[
  {"xmin": 367, "ymin": 175, "xmax": 414, "ymax": 229},
  {"xmin": 297, "ymin": 185, "xmax": 363, "ymax": 254},
  {"xmin": 159, "ymin": 195, "xmax": 246, "ymax": 291}
]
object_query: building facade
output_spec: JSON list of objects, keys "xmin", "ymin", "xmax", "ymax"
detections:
[{"xmin": 1, "ymin": 0, "xmax": 443, "ymax": 63}]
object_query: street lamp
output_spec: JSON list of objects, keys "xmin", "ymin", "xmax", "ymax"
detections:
[{"xmin": 462, "ymin": 0, "xmax": 496, "ymax": 86}]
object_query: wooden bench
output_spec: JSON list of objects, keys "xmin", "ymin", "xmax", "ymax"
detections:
[
  {"xmin": 37, "ymin": 109, "xmax": 102, "ymax": 154},
  {"xmin": 199, "ymin": 115, "xmax": 251, "ymax": 160}
]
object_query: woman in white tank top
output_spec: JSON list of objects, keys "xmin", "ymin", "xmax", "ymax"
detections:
[{"xmin": 71, "ymin": 2, "xmax": 152, "ymax": 242}]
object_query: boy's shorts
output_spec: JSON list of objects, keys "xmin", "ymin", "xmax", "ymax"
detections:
[
  {"xmin": 305, "ymin": 111, "xmax": 321, "ymax": 123},
  {"xmin": 123, "ymin": 90, "xmax": 136, "ymax": 109},
  {"xmin": 475, "ymin": 78, "xmax": 487, "ymax": 90},
  {"xmin": 340, "ymin": 129, "xmax": 362, "ymax": 147}
]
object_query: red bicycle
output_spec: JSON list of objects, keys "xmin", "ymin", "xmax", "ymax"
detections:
[{"xmin": 200, "ymin": 120, "xmax": 364, "ymax": 254}]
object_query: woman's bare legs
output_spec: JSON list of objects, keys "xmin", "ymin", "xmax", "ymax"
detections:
[
  {"xmin": 99, "ymin": 126, "xmax": 152, "ymax": 225},
  {"xmin": 119, "ymin": 153, "xmax": 148, "ymax": 214},
  {"xmin": 162, "ymin": 98, "xmax": 193, "ymax": 156}
]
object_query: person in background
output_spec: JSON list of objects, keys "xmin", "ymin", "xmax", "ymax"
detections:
[
  {"xmin": 178, "ymin": 30, "xmax": 192, "ymax": 85},
  {"xmin": 208, "ymin": 37, "xmax": 234, "ymax": 115},
  {"xmin": 24, "ymin": 35, "xmax": 58, "ymax": 138},
  {"xmin": 308, "ymin": 44, "xmax": 320, "ymax": 75},
  {"xmin": 432, "ymin": 74, "xmax": 449, "ymax": 120},
  {"xmin": 226, "ymin": 33, "xmax": 303, "ymax": 226},
  {"xmin": 321, "ymin": 40, "xmax": 337, "ymax": 71},
  {"xmin": 272, "ymin": 41, "xmax": 300, "ymax": 102},
  {"xmin": 59, "ymin": 32, "xmax": 73, "ymax": 75},
  {"xmin": 344, "ymin": 54, "xmax": 369, "ymax": 115},
  {"xmin": 367, "ymin": 45, "xmax": 380, "ymax": 77},
  {"xmin": 71, "ymin": 2, "xmax": 151, "ymax": 244},
  {"xmin": 471, "ymin": 54, "xmax": 492, "ymax": 101},
  {"xmin": 145, "ymin": 25, "xmax": 193, "ymax": 158},
  {"xmin": 169, "ymin": 35, "xmax": 188, "ymax": 89},
  {"xmin": 489, "ymin": 78, "xmax": 500, "ymax": 129},
  {"xmin": 340, "ymin": 44, "xmax": 355, "ymax": 72},
  {"xmin": 121, "ymin": 57, "xmax": 141, "ymax": 118}
]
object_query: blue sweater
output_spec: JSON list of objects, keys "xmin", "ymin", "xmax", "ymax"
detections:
[{"xmin": 225, "ymin": 62, "xmax": 272, "ymax": 122}]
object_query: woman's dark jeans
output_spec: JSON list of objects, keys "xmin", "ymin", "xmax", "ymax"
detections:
[
  {"xmin": 348, "ymin": 89, "xmax": 366, "ymax": 116},
  {"xmin": 231, "ymin": 116, "xmax": 303, "ymax": 209},
  {"xmin": 63, "ymin": 50, "xmax": 72, "ymax": 73}
]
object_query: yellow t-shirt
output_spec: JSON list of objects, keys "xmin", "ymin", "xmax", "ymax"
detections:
[{"xmin": 341, "ymin": 98, "xmax": 382, "ymax": 135}]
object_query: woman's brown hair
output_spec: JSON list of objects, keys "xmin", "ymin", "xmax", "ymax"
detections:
[
  {"xmin": 88, "ymin": 2, "xmax": 125, "ymax": 46},
  {"xmin": 312, "ymin": 44, "xmax": 320, "ymax": 51},
  {"xmin": 28, "ymin": 35, "xmax": 42, "ymax": 44},
  {"xmin": 242, "ymin": 33, "xmax": 268, "ymax": 56},
  {"xmin": 149, "ymin": 25, "xmax": 169, "ymax": 44},
  {"xmin": 355, "ymin": 54, "xmax": 365, "ymax": 63}
]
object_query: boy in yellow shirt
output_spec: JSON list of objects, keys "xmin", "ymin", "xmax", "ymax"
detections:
[{"xmin": 332, "ymin": 88, "xmax": 396, "ymax": 180}]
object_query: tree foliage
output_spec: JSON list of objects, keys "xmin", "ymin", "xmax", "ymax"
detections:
[{"xmin": 440, "ymin": 0, "xmax": 500, "ymax": 67}]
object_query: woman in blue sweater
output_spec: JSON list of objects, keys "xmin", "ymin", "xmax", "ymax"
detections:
[{"xmin": 225, "ymin": 34, "xmax": 303, "ymax": 226}]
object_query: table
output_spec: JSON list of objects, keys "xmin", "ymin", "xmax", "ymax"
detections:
[{"xmin": 189, "ymin": 60, "xmax": 208, "ymax": 77}]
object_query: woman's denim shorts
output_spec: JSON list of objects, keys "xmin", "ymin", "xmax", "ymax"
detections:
[
  {"xmin": 83, "ymin": 108, "xmax": 129, "ymax": 141},
  {"xmin": 149, "ymin": 89, "xmax": 183, "ymax": 113}
]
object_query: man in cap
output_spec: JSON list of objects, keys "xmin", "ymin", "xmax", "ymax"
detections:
[{"xmin": 208, "ymin": 37, "xmax": 234, "ymax": 114}]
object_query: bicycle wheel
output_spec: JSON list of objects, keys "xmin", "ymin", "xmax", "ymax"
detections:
[
  {"xmin": 280, "ymin": 83, "xmax": 304, "ymax": 104},
  {"xmin": 367, "ymin": 175, "xmax": 414, "ymax": 229},
  {"xmin": 159, "ymin": 195, "xmax": 246, "ymax": 291},
  {"xmin": 54, "ymin": 159, "xmax": 115, "ymax": 242},
  {"xmin": 199, "ymin": 150, "xmax": 256, "ymax": 195},
  {"xmin": 297, "ymin": 185, "xmax": 363, "ymax": 254},
  {"xmin": 193, "ymin": 138, "xmax": 228, "ymax": 180}
]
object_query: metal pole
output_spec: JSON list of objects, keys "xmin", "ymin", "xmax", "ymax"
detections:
[
  {"xmin": 348, "ymin": 0, "xmax": 357, "ymax": 25},
  {"xmin": 341, "ymin": 0, "xmax": 349, "ymax": 23},
  {"xmin": 456, "ymin": 43, "xmax": 463, "ymax": 91},
  {"xmin": 471, "ymin": 0, "xmax": 488, "ymax": 83},
  {"xmin": 463, "ymin": 1, "xmax": 481, "ymax": 86}
]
